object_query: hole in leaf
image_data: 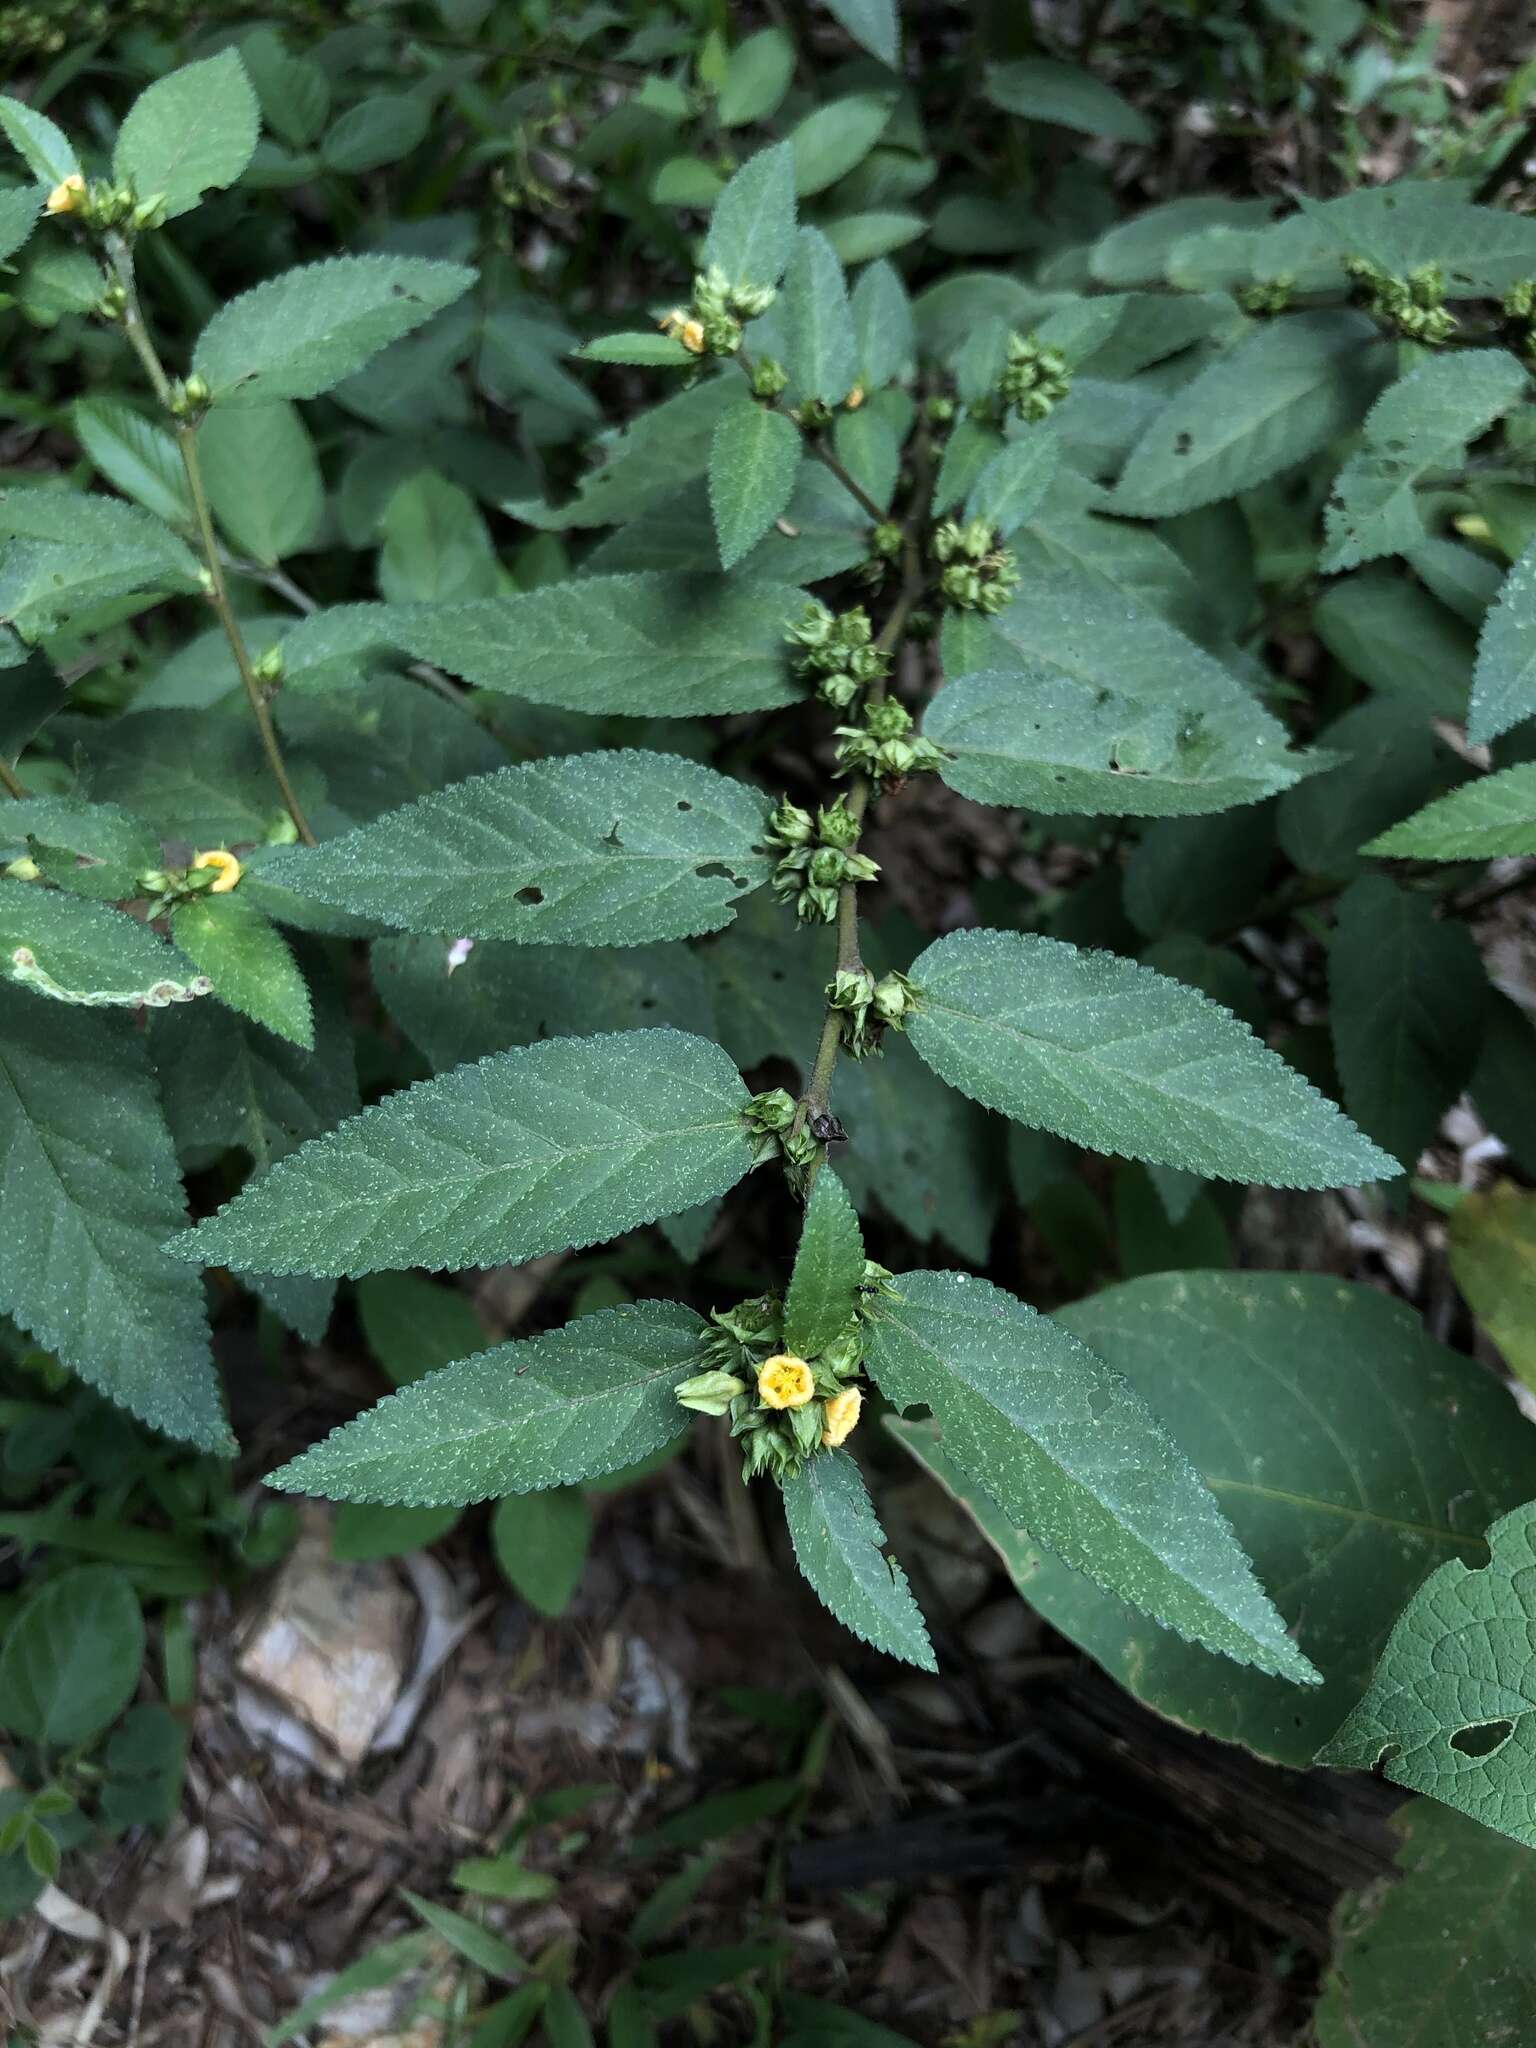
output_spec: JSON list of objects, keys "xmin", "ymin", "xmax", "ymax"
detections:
[
  {"xmin": 695, "ymin": 861, "xmax": 733, "ymax": 880},
  {"xmin": 516, "ymin": 886, "xmax": 544, "ymax": 906},
  {"xmin": 1451, "ymin": 1720, "xmax": 1514, "ymax": 1758},
  {"xmin": 1174, "ymin": 431, "xmax": 1193, "ymax": 455},
  {"xmin": 1088, "ymin": 1385, "xmax": 1113, "ymax": 1419},
  {"xmin": 677, "ymin": 799, "xmax": 693, "ymax": 811}
]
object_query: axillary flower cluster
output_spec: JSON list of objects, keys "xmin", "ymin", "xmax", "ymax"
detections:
[
  {"xmin": 673, "ymin": 1267, "xmax": 896, "ymax": 1482},
  {"xmin": 659, "ymin": 264, "xmax": 776, "ymax": 359}
]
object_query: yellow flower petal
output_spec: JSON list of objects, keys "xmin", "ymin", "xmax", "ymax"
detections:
[
  {"xmin": 757, "ymin": 1353, "xmax": 815, "ymax": 1410},
  {"xmin": 45, "ymin": 174, "xmax": 86, "ymax": 217},
  {"xmin": 821, "ymin": 1385, "xmax": 863, "ymax": 1447},
  {"xmin": 191, "ymin": 848, "xmax": 242, "ymax": 893}
]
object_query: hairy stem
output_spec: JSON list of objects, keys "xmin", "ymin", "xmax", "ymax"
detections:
[{"xmin": 105, "ymin": 236, "xmax": 317, "ymax": 847}]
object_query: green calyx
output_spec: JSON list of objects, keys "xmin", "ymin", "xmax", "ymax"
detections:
[
  {"xmin": 932, "ymin": 516, "xmax": 1019, "ymax": 615},
  {"xmin": 827, "ymin": 965, "xmax": 922, "ymax": 1057},
  {"xmin": 1345, "ymin": 257, "xmax": 1459, "ymax": 345},
  {"xmin": 998, "ymin": 329, "xmax": 1071, "ymax": 421}
]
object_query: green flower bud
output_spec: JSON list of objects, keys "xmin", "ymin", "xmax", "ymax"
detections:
[
  {"xmin": 796, "ymin": 397, "xmax": 834, "ymax": 431},
  {"xmin": 925, "ymin": 394, "xmax": 956, "ymax": 423},
  {"xmin": 818, "ymin": 1326, "xmax": 865, "ymax": 1378},
  {"xmin": 872, "ymin": 968, "xmax": 920, "ymax": 1027},
  {"xmin": 675, "ymin": 1369, "xmax": 747, "ymax": 1417},
  {"xmin": 871, "ymin": 521, "xmax": 903, "ymax": 558},
  {"xmin": 817, "ymin": 671, "xmax": 860, "ymax": 709},
  {"xmin": 751, "ymin": 354, "xmax": 789, "ymax": 399},
  {"xmin": 730, "ymin": 280, "xmax": 777, "ymax": 318},
  {"xmin": 817, "ymin": 797, "xmax": 860, "ymax": 850},
  {"xmin": 744, "ymin": 1087, "xmax": 797, "ymax": 1132},
  {"xmin": 767, "ymin": 798, "xmax": 815, "ymax": 848},
  {"xmin": 828, "ymin": 965, "xmax": 876, "ymax": 1012},
  {"xmin": 864, "ymin": 697, "xmax": 912, "ymax": 741},
  {"xmin": 808, "ymin": 846, "xmax": 845, "ymax": 888}
]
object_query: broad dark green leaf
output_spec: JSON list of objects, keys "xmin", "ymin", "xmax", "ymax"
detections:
[
  {"xmin": 709, "ymin": 401, "xmax": 802, "ymax": 570},
  {"xmin": 819, "ymin": 0, "xmax": 899, "ymax": 65},
  {"xmin": 1114, "ymin": 311, "xmax": 1382, "ymax": 517},
  {"xmin": 1315, "ymin": 1803, "xmax": 1536, "ymax": 2048},
  {"xmin": 1329, "ymin": 876, "xmax": 1488, "ymax": 1172},
  {"xmin": 269, "ymin": 1302, "xmax": 705, "ymax": 1504},
  {"xmin": 1364, "ymin": 763, "xmax": 1536, "ymax": 859},
  {"xmin": 378, "ymin": 474, "xmax": 498, "ymax": 604},
  {"xmin": 866, "ymin": 1270, "xmax": 1316, "ymax": 1681},
  {"xmin": 0, "ymin": 987, "xmax": 227, "ymax": 1450},
  {"xmin": 390, "ymin": 573, "xmax": 803, "ymax": 715},
  {"xmin": 491, "ymin": 1488, "xmax": 593, "ymax": 1615},
  {"xmin": 1277, "ymin": 695, "xmax": 1463, "ymax": 881},
  {"xmin": 0, "ymin": 97, "xmax": 79, "ymax": 186},
  {"xmin": 965, "ymin": 434, "xmax": 1061, "ymax": 536},
  {"xmin": 198, "ymin": 402, "xmax": 322, "ymax": 566},
  {"xmin": 907, "ymin": 927, "xmax": 1395, "ymax": 1187},
  {"xmin": 1320, "ymin": 1499, "xmax": 1536, "ymax": 1846},
  {"xmin": 788, "ymin": 95, "xmax": 894, "ymax": 199},
  {"xmin": 1322, "ymin": 350, "xmax": 1528, "ymax": 572},
  {"xmin": 258, "ymin": 752, "xmax": 768, "ymax": 945},
  {"xmin": 717, "ymin": 30, "xmax": 795, "ymax": 128},
  {"xmin": 986, "ymin": 58, "xmax": 1152, "ymax": 144},
  {"xmin": 781, "ymin": 227, "xmax": 858, "ymax": 406},
  {"xmin": 925, "ymin": 667, "xmax": 1321, "ymax": 817},
  {"xmin": 1469, "ymin": 538, "xmax": 1536, "ymax": 748},
  {"xmin": 0, "ymin": 1566, "xmax": 143, "ymax": 1748},
  {"xmin": 1315, "ymin": 568, "xmax": 1473, "ymax": 719},
  {"xmin": 703, "ymin": 142, "xmax": 796, "ymax": 290},
  {"xmin": 894, "ymin": 1271, "xmax": 1536, "ymax": 1763},
  {"xmin": 782, "ymin": 1451, "xmax": 934, "ymax": 1670},
  {"xmin": 112, "ymin": 49, "xmax": 259, "ymax": 220},
  {"xmin": 193, "ymin": 257, "xmax": 475, "ymax": 406},
  {"xmin": 783, "ymin": 1168, "xmax": 865, "ymax": 1358},
  {"xmin": 72, "ymin": 398, "xmax": 191, "ymax": 528},
  {"xmin": 169, "ymin": 894, "xmax": 313, "ymax": 1049},
  {"xmin": 171, "ymin": 1028, "xmax": 754, "ymax": 1278}
]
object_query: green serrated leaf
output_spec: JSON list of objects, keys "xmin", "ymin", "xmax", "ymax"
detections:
[
  {"xmin": 906, "ymin": 927, "xmax": 1394, "ymax": 1188},
  {"xmin": 72, "ymin": 399, "xmax": 191, "ymax": 529},
  {"xmin": 1469, "ymin": 536, "xmax": 1536, "ymax": 747},
  {"xmin": 893, "ymin": 1271, "xmax": 1536, "ymax": 1764},
  {"xmin": 0, "ymin": 98, "xmax": 79, "ymax": 187},
  {"xmin": 579, "ymin": 332, "xmax": 694, "ymax": 367},
  {"xmin": 113, "ymin": 49, "xmax": 259, "ymax": 221},
  {"xmin": 170, "ymin": 894, "xmax": 314, "ymax": 1048},
  {"xmin": 389, "ymin": 572, "xmax": 802, "ymax": 716},
  {"xmin": 782, "ymin": 1450, "xmax": 934, "ymax": 1670},
  {"xmin": 0, "ymin": 1566, "xmax": 143, "ymax": 1749},
  {"xmin": 1364, "ymin": 762, "xmax": 1536, "ymax": 860},
  {"xmin": 866, "ymin": 1270, "xmax": 1315, "ymax": 1681},
  {"xmin": 1322, "ymin": 349, "xmax": 1529, "ymax": 572},
  {"xmin": 784, "ymin": 1168, "xmax": 865, "ymax": 1357},
  {"xmin": 703, "ymin": 141, "xmax": 796, "ymax": 289},
  {"xmin": 1114, "ymin": 311, "xmax": 1383, "ymax": 518},
  {"xmin": 259, "ymin": 751, "xmax": 768, "ymax": 944},
  {"xmin": 0, "ymin": 488, "xmax": 200, "ymax": 636},
  {"xmin": 1315, "ymin": 1802, "xmax": 1536, "ymax": 2048},
  {"xmin": 781, "ymin": 227, "xmax": 858, "ymax": 407},
  {"xmin": 926, "ymin": 667, "xmax": 1322, "ymax": 817},
  {"xmin": 965, "ymin": 433, "xmax": 1061, "ymax": 536},
  {"xmin": 378, "ymin": 473, "xmax": 497, "ymax": 604},
  {"xmin": 197, "ymin": 402, "xmax": 322, "ymax": 566},
  {"xmin": 268, "ymin": 1301, "xmax": 705, "ymax": 1504},
  {"xmin": 708, "ymin": 401, "xmax": 802, "ymax": 570},
  {"xmin": 986, "ymin": 58, "xmax": 1153, "ymax": 144},
  {"xmin": 171, "ymin": 1028, "xmax": 753, "ymax": 1278},
  {"xmin": 1329, "ymin": 876, "xmax": 1488, "ymax": 1172},
  {"xmin": 0, "ymin": 880, "xmax": 196, "ymax": 1006},
  {"xmin": 850, "ymin": 259, "xmax": 914, "ymax": 391},
  {"xmin": 1319, "ymin": 1498, "xmax": 1536, "ymax": 1845},
  {"xmin": 192, "ymin": 256, "xmax": 475, "ymax": 407},
  {"xmin": 0, "ymin": 797, "xmax": 159, "ymax": 904},
  {"xmin": 0, "ymin": 989, "xmax": 221, "ymax": 1452}
]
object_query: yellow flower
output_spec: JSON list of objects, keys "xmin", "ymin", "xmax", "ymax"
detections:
[
  {"xmin": 757, "ymin": 1353, "xmax": 815, "ymax": 1410},
  {"xmin": 844, "ymin": 383, "xmax": 865, "ymax": 410},
  {"xmin": 821, "ymin": 1385, "xmax": 863, "ymax": 1448},
  {"xmin": 45, "ymin": 174, "xmax": 86, "ymax": 216},
  {"xmin": 658, "ymin": 307, "xmax": 707, "ymax": 354},
  {"xmin": 191, "ymin": 848, "xmax": 242, "ymax": 893}
]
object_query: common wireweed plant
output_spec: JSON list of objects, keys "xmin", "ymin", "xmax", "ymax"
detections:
[{"xmin": 3, "ymin": 12, "xmax": 1536, "ymax": 1923}]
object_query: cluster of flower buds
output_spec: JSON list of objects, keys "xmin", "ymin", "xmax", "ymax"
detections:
[
  {"xmin": 1238, "ymin": 274, "xmax": 1295, "ymax": 316},
  {"xmin": 833, "ymin": 695, "xmax": 947, "ymax": 786},
  {"xmin": 1344, "ymin": 257, "xmax": 1457, "ymax": 345},
  {"xmin": 740, "ymin": 1087, "xmax": 803, "ymax": 1167},
  {"xmin": 166, "ymin": 372, "xmax": 211, "ymax": 420},
  {"xmin": 998, "ymin": 330, "xmax": 1071, "ymax": 422},
  {"xmin": 45, "ymin": 173, "xmax": 165, "ymax": 234},
  {"xmin": 785, "ymin": 600, "xmax": 891, "ymax": 710},
  {"xmin": 860, "ymin": 519, "xmax": 905, "ymax": 586},
  {"xmin": 658, "ymin": 264, "xmax": 775, "ymax": 358},
  {"xmin": 750, "ymin": 354, "xmax": 788, "ymax": 398},
  {"xmin": 932, "ymin": 516, "xmax": 1019, "ymax": 615},
  {"xmin": 675, "ymin": 1291, "xmax": 877, "ymax": 1481},
  {"xmin": 826, "ymin": 965, "xmax": 922, "ymax": 1059},
  {"xmin": 767, "ymin": 800, "xmax": 880, "ymax": 924}
]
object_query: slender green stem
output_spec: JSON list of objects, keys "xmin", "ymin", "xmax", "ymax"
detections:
[
  {"xmin": 176, "ymin": 425, "xmax": 317, "ymax": 845},
  {"xmin": 735, "ymin": 345, "xmax": 889, "ymax": 526},
  {"xmin": 0, "ymin": 757, "xmax": 26, "ymax": 801},
  {"xmin": 105, "ymin": 235, "xmax": 316, "ymax": 847}
]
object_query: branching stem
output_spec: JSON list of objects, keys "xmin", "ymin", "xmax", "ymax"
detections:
[{"xmin": 105, "ymin": 235, "xmax": 317, "ymax": 847}]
